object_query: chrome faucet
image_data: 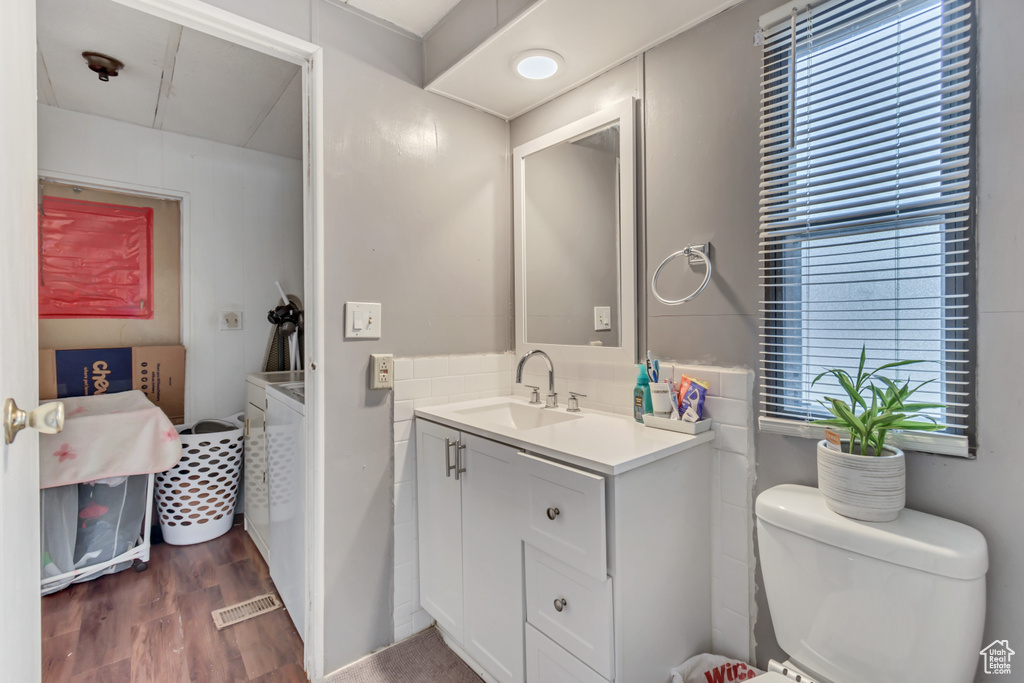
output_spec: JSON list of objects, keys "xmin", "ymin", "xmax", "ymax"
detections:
[{"xmin": 516, "ymin": 350, "xmax": 557, "ymax": 408}]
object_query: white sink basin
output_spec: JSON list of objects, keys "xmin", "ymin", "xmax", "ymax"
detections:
[{"xmin": 455, "ymin": 401, "xmax": 582, "ymax": 430}]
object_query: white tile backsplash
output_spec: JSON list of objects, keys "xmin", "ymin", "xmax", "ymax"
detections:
[
  {"xmin": 716, "ymin": 424, "xmax": 749, "ymax": 456},
  {"xmin": 703, "ymin": 396, "xmax": 748, "ymax": 426},
  {"xmin": 430, "ymin": 374, "xmax": 465, "ymax": 397},
  {"xmin": 394, "ymin": 377, "xmax": 431, "ymax": 401},
  {"xmin": 394, "ymin": 399, "xmax": 415, "ymax": 423},
  {"xmin": 414, "ymin": 356, "xmax": 449, "ymax": 378}
]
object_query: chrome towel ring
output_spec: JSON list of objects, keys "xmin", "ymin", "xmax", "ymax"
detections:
[{"xmin": 652, "ymin": 243, "xmax": 712, "ymax": 305}]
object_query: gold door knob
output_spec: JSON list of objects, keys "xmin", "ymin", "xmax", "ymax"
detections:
[{"xmin": 4, "ymin": 398, "xmax": 64, "ymax": 444}]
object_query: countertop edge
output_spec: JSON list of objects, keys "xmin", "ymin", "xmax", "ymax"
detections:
[{"xmin": 413, "ymin": 409, "xmax": 716, "ymax": 475}]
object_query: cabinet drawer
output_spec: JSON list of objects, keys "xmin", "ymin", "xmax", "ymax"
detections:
[
  {"xmin": 519, "ymin": 453, "xmax": 606, "ymax": 580},
  {"xmin": 525, "ymin": 546, "xmax": 614, "ymax": 680},
  {"xmin": 246, "ymin": 381, "xmax": 264, "ymax": 410},
  {"xmin": 525, "ymin": 623, "xmax": 610, "ymax": 683}
]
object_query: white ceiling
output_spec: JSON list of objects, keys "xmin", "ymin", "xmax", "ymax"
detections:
[
  {"xmin": 342, "ymin": 0, "xmax": 465, "ymax": 37},
  {"xmin": 426, "ymin": 0, "xmax": 747, "ymax": 119},
  {"xmin": 36, "ymin": 0, "xmax": 302, "ymax": 159}
]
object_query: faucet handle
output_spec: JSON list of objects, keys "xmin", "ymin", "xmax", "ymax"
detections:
[
  {"xmin": 524, "ymin": 385, "xmax": 542, "ymax": 405},
  {"xmin": 567, "ymin": 392, "xmax": 586, "ymax": 413}
]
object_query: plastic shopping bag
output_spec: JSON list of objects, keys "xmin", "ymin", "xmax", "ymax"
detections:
[{"xmin": 671, "ymin": 653, "xmax": 763, "ymax": 683}]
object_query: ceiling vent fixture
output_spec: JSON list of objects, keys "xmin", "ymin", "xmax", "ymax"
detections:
[
  {"xmin": 512, "ymin": 50, "xmax": 563, "ymax": 80},
  {"xmin": 82, "ymin": 52, "xmax": 124, "ymax": 82}
]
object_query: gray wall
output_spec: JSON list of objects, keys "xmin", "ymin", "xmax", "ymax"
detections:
[
  {"xmin": 524, "ymin": 139, "xmax": 619, "ymax": 347},
  {"xmin": 204, "ymin": 0, "xmax": 510, "ymax": 672},
  {"xmin": 513, "ymin": 0, "xmax": 1024, "ymax": 678},
  {"xmin": 318, "ymin": 4, "xmax": 509, "ymax": 671}
]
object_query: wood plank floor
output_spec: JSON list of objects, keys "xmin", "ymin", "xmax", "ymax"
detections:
[{"xmin": 42, "ymin": 519, "xmax": 306, "ymax": 683}]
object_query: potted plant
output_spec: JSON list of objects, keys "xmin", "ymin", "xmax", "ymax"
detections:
[{"xmin": 811, "ymin": 347, "xmax": 944, "ymax": 522}]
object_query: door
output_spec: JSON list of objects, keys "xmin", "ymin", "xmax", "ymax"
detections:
[
  {"xmin": 244, "ymin": 399, "xmax": 270, "ymax": 560},
  {"xmin": 461, "ymin": 434, "xmax": 525, "ymax": 683},
  {"xmin": 415, "ymin": 419, "xmax": 464, "ymax": 640},
  {"xmin": 1, "ymin": 0, "xmax": 42, "ymax": 679}
]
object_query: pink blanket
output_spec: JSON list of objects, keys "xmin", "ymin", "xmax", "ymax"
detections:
[{"xmin": 39, "ymin": 391, "xmax": 182, "ymax": 489}]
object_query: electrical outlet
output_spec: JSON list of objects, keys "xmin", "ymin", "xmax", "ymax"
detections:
[
  {"xmin": 371, "ymin": 353, "xmax": 394, "ymax": 389},
  {"xmin": 220, "ymin": 310, "xmax": 243, "ymax": 330},
  {"xmin": 594, "ymin": 306, "xmax": 612, "ymax": 331}
]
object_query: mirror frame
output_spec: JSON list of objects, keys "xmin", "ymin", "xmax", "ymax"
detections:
[{"xmin": 513, "ymin": 99, "xmax": 637, "ymax": 365}]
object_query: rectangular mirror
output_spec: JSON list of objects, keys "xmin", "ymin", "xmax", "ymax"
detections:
[{"xmin": 513, "ymin": 100, "xmax": 636, "ymax": 364}]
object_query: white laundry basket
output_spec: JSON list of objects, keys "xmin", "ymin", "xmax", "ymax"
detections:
[{"xmin": 155, "ymin": 413, "xmax": 245, "ymax": 545}]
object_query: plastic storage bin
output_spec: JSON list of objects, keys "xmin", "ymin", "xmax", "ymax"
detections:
[{"xmin": 156, "ymin": 413, "xmax": 244, "ymax": 545}]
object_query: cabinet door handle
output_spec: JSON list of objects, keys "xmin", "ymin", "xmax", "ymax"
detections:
[
  {"xmin": 553, "ymin": 598, "xmax": 567, "ymax": 612},
  {"xmin": 245, "ymin": 418, "xmax": 250, "ymax": 437},
  {"xmin": 445, "ymin": 438, "xmax": 456, "ymax": 478},
  {"xmin": 455, "ymin": 441, "xmax": 467, "ymax": 480},
  {"xmin": 546, "ymin": 507, "xmax": 560, "ymax": 520}
]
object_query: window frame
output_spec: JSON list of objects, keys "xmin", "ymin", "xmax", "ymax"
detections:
[{"xmin": 756, "ymin": 0, "xmax": 978, "ymax": 458}]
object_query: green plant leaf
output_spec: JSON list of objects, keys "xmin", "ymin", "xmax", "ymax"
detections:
[{"xmin": 811, "ymin": 348, "xmax": 948, "ymax": 455}]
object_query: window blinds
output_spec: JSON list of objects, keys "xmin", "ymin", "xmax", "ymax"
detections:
[{"xmin": 758, "ymin": 0, "xmax": 975, "ymax": 456}]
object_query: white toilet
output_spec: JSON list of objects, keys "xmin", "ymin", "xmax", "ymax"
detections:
[{"xmin": 753, "ymin": 484, "xmax": 988, "ymax": 683}]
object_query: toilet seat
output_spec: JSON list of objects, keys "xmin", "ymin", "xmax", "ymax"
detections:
[{"xmin": 752, "ymin": 660, "xmax": 825, "ymax": 683}]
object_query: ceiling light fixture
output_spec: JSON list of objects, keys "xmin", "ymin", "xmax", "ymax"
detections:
[
  {"xmin": 82, "ymin": 52, "xmax": 124, "ymax": 82},
  {"xmin": 512, "ymin": 50, "xmax": 563, "ymax": 80}
]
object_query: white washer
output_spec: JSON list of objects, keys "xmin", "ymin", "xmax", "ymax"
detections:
[{"xmin": 265, "ymin": 381, "xmax": 306, "ymax": 641}]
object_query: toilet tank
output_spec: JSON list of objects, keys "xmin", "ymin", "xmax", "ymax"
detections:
[{"xmin": 756, "ymin": 485, "xmax": 987, "ymax": 683}]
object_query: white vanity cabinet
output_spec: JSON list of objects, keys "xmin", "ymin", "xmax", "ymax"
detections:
[
  {"xmin": 416, "ymin": 397, "xmax": 715, "ymax": 683},
  {"xmin": 416, "ymin": 420, "xmax": 525, "ymax": 683}
]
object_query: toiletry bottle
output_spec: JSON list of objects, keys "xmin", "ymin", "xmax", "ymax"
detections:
[{"xmin": 634, "ymin": 365, "xmax": 652, "ymax": 423}]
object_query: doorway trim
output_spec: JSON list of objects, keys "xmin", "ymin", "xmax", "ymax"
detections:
[{"xmin": 105, "ymin": 1, "xmax": 326, "ymax": 678}]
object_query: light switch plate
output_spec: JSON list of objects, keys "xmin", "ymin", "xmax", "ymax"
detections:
[
  {"xmin": 370, "ymin": 353, "xmax": 394, "ymax": 389},
  {"xmin": 594, "ymin": 306, "xmax": 611, "ymax": 331},
  {"xmin": 345, "ymin": 302, "xmax": 381, "ymax": 339}
]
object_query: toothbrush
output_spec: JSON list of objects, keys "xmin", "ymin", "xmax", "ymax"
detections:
[{"xmin": 646, "ymin": 351, "xmax": 658, "ymax": 383}]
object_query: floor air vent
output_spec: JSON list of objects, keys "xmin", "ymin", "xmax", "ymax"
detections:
[{"xmin": 211, "ymin": 593, "xmax": 283, "ymax": 629}]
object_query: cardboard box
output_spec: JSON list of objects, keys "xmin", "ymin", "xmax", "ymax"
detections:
[{"xmin": 39, "ymin": 345, "xmax": 186, "ymax": 423}]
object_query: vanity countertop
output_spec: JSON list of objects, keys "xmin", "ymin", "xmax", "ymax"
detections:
[{"xmin": 415, "ymin": 396, "xmax": 714, "ymax": 476}]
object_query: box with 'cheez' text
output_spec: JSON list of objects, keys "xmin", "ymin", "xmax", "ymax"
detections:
[{"xmin": 39, "ymin": 345, "xmax": 186, "ymax": 424}]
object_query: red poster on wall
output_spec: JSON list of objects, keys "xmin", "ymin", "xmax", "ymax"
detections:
[{"xmin": 38, "ymin": 196, "xmax": 154, "ymax": 319}]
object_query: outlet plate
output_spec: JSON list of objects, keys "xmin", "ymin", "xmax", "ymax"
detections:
[
  {"xmin": 594, "ymin": 306, "xmax": 611, "ymax": 331},
  {"xmin": 220, "ymin": 310, "xmax": 243, "ymax": 330},
  {"xmin": 345, "ymin": 302, "xmax": 381, "ymax": 339},
  {"xmin": 370, "ymin": 353, "xmax": 394, "ymax": 389}
]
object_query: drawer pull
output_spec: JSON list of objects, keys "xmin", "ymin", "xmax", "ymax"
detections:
[
  {"xmin": 546, "ymin": 507, "xmax": 560, "ymax": 520},
  {"xmin": 456, "ymin": 441, "xmax": 467, "ymax": 480},
  {"xmin": 445, "ymin": 438, "xmax": 456, "ymax": 478},
  {"xmin": 553, "ymin": 597, "xmax": 568, "ymax": 612}
]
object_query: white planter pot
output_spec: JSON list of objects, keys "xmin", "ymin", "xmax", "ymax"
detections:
[{"xmin": 816, "ymin": 440, "xmax": 905, "ymax": 522}]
